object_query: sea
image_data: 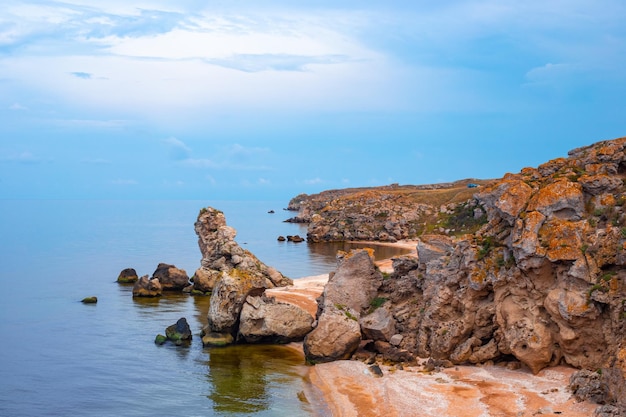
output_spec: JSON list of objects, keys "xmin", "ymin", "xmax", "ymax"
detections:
[{"xmin": 0, "ymin": 199, "xmax": 409, "ymax": 417}]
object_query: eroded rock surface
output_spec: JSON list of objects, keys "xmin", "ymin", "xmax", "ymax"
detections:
[
  {"xmin": 304, "ymin": 249, "xmax": 383, "ymax": 363},
  {"xmin": 194, "ymin": 207, "xmax": 292, "ymax": 341},
  {"xmin": 292, "ymin": 137, "xmax": 626, "ymax": 382},
  {"xmin": 238, "ymin": 294, "xmax": 314, "ymax": 343}
]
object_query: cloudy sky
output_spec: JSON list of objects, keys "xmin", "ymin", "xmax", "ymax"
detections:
[{"xmin": 1, "ymin": 0, "xmax": 625, "ymax": 200}]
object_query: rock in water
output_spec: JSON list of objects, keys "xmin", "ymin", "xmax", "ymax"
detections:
[
  {"xmin": 117, "ymin": 268, "xmax": 138, "ymax": 283},
  {"xmin": 151, "ymin": 263, "xmax": 189, "ymax": 291},
  {"xmin": 165, "ymin": 318, "xmax": 192, "ymax": 345},
  {"xmin": 193, "ymin": 207, "xmax": 292, "ymax": 341},
  {"xmin": 132, "ymin": 275, "xmax": 162, "ymax": 297},
  {"xmin": 154, "ymin": 334, "xmax": 167, "ymax": 345},
  {"xmin": 81, "ymin": 296, "xmax": 97, "ymax": 304}
]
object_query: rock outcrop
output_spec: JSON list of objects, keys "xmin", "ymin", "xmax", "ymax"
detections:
[
  {"xmin": 287, "ymin": 180, "xmax": 491, "ymax": 242},
  {"xmin": 303, "ymin": 249, "xmax": 384, "ymax": 363},
  {"xmin": 292, "ymin": 137, "xmax": 626, "ymax": 384},
  {"xmin": 194, "ymin": 207, "xmax": 293, "ymax": 342}
]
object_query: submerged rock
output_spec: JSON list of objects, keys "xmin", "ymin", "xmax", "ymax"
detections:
[{"xmin": 201, "ymin": 329, "xmax": 234, "ymax": 347}]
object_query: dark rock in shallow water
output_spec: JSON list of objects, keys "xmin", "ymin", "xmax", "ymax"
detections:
[
  {"xmin": 154, "ymin": 334, "xmax": 167, "ymax": 345},
  {"xmin": 165, "ymin": 318, "xmax": 192, "ymax": 345},
  {"xmin": 287, "ymin": 235, "xmax": 305, "ymax": 242},
  {"xmin": 117, "ymin": 268, "xmax": 138, "ymax": 283},
  {"xmin": 277, "ymin": 236, "xmax": 286, "ymax": 241},
  {"xmin": 81, "ymin": 296, "xmax": 98, "ymax": 304}
]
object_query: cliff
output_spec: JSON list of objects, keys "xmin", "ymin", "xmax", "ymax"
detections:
[{"xmin": 291, "ymin": 137, "xmax": 626, "ymax": 412}]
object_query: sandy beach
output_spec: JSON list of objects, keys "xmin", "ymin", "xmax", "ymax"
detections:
[{"xmin": 268, "ymin": 241, "xmax": 600, "ymax": 417}]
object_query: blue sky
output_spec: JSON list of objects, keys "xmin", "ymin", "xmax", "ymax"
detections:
[{"xmin": 1, "ymin": 0, "xmax": 625, "ymax": 200}]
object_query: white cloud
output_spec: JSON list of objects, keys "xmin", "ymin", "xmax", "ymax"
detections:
[{"xmin": 304, "ymin": 177, "xmax": 322, "ymax": 185}]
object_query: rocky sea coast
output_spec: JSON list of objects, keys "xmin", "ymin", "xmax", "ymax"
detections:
[{"xmin": 125, "ymin": 136, "xmax": 626, "ymax": 416}]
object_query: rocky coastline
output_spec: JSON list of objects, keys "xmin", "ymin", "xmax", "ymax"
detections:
[{"xmin": 122, "ymin": 136, "xmax": 626, "ymax": 415}]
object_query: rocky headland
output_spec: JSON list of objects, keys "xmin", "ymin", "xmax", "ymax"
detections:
[
  {"xmin": 159, "ymin": 136, "xmax": 626, "ymax": 416},
  {"xmin": 282, "ymin": 137, "xmax": 625, "ymax": 415}
]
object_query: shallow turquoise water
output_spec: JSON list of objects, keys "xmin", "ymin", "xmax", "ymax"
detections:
[{"xmin": 0, "ymin": 200, "xmax": 408, "ymax": 416}]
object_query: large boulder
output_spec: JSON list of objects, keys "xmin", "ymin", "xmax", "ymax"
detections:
[
  {"xmin": 132, "ymin": 275, "xmax": 162, "ymax": 297},
  {"xmin": 318, "ymin": 249, "xmax": 384, "ymax": 314},
  {"xmin": 238, "ymin": 294, "xmax": 314, "ymax": 343},
  {"xmin": 304, "ymin": 249, "xmax": 384, "ymax": 363},
  {"xmin": 152, "ymin": 263, "xmax": 190, "ymax": 291},
  {"xmin": 303, "ymin": 305, "xmax": 362, "ymax": 363}
]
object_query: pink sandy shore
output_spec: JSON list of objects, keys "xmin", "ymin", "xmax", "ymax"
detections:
[
  {"xmin": 270, "ymin": 241, "xmax": 599, "ymax": 416},
  {"xmin": 307, "ymin": 361, "xmax": 597, "ymax": 417}
]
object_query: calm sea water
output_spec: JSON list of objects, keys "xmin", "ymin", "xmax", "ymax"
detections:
[{"xmin": 0, "ymin": 200, "xmax": 408, "ymax": 417}]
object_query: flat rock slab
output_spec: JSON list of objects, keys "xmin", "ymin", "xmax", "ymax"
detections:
[{"xmin": 309, "ymin": 362, "xmax": 598, "ymax": 417}]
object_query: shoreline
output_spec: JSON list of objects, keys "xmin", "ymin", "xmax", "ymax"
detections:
[{"xmin": 271, "ymin": 240, "xmax": 599, "ymax": 417}]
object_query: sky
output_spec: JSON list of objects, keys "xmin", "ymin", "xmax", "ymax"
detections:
[{"xmin": 1, "ymin": 0, "xmax": 625, "ymax": 200}]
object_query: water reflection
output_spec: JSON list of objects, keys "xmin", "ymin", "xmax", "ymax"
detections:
[{"xmin": 205, "ymin": 345, "xmax": 310, "ymax": 415}]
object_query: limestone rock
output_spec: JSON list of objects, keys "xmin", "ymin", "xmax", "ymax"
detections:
[
  {"xmin": 151, "ymin": 263, "xmax": 189, "ymax": 291},
  {"xmin": 303, "ymin": 306, "xmax": 361, "ymax": 363},
  {"xmin": 318, "ymin": 249, "xmax": 383, "ymax": 315},
  {"xmin": 206, "ymin": 270, "xmax": 267, "ymax": 335},
  {"xmin": 290, "ymin": 136, "xmax": 626, "ymax": 375},
  {"xmin": 360, "ymin": 306, "xmax": 395, "ymax": 342},
  {"xmin": 527, "ymin": 179, "xmax": 584, "ymax": 220},
  {"xmin": 191, "ymin": 267, "xmax": 220, "ymax": 293},
  {"xmin": 476, "ymin": 179, "xmax": 533, "ymax": 225},
  {"xmin": 132, "ymin": 275, "xmax": 162, "ymax": 297},
  {"xmin": 416, "ymin": 235, "xmax": 454, "ymax": 266},
  {"xmin": 195, "ymin": 207, "xmax": 292, "ymax": 340},
  {"xmin": 238, "ymin": 295, "xmax": 314, "ymax": 343}
]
